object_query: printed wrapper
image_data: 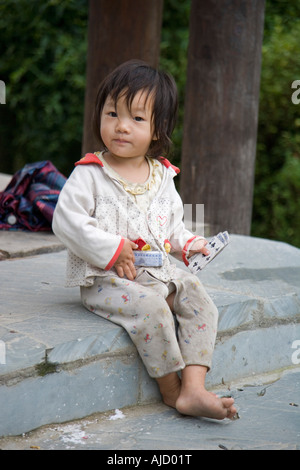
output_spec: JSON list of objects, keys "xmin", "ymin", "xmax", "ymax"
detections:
[{"xmin": 133, "ymin": 251, "xmax": 163, "ymax": 267}]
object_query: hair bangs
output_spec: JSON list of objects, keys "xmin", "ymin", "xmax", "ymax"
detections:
[{"xmin": 110, "ymin": 66, "xmax": 158, "ymax": 114}]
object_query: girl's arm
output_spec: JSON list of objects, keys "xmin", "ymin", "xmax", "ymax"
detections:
[{"xmin": 52, "ymin": 165, "xmax": 124, "ymax": 271}]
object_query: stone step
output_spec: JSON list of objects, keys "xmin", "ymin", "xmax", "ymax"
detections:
[
  {"xmin": 0, "ymin": 234, "xmax": 299, "ymax": 436},
  {"xmin": 1, "ymin": 367, "xmax": 299, "ymax": 450}
]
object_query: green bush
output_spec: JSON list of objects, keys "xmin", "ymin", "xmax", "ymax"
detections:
[
  {"xmin": 159, "ymin": 0, "xmax": 190, "ymax": 168},
  {"xmin": 252, "ymin": 7, "xmax": 300, "ymax": 247},
  {"xmin": 0, "ymin": 0, "xmax": 88, "ymax": 176}
]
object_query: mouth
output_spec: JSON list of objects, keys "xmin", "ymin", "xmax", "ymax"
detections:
[{"xmin": 113, "ymin": 138, "xmax": 130, "ymax": 145}]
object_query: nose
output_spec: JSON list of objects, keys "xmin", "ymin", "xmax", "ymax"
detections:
[{"xmin": 115, "ymin": 117, "xmax": 130, "ymax": 133}]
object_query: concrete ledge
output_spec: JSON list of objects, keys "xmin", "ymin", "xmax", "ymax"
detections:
[
  {"xmin": 0, "ymin": 231, "xmax": 64, "ymax": 260},
  {"xmin": 0, "ymin": 234, "xmax": 299, "ymax": 436}
]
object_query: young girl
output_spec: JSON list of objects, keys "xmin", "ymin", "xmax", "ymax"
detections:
[{"xmin": 52, "ymin": 60, "xmax": 236, "ymax": 420}]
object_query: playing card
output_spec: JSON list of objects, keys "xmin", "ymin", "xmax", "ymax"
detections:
[
  {"xmin": 222, "ymin": 231, "xmax": 229, "ymax": 244},
  {"xmin": 216, "ymin": 232, "xmax": 226, "ymax": 244},
  {"xmin": 188, "ymin": 232, "xmax": 230, "ymax": 274}
]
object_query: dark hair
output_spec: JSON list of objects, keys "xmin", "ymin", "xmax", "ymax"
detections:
[{"xmin": 92, "ymin": 60, "xmax": 178, "ymax": 157}]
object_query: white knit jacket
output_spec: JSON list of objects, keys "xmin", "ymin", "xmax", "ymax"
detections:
[{"xmin": 52, "ymin": 153, "xmax": 202, "ymax": 287}]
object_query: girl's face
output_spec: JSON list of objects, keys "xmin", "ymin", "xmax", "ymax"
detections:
[{"xmin": 100, "ymin": 89, "xmax": 156, "ymax": 161}]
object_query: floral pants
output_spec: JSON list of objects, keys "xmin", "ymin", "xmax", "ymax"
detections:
[{"xmin": 80, "ymin": 268, "xmax": 218, "ymax": 378}]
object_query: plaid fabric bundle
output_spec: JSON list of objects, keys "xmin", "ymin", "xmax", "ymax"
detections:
[{"xmin": 0, "ymin": 160, "xmax": 66, "ymax": 231}]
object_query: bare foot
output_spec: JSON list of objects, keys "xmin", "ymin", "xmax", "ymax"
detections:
[
  {"xmin": 176, "ymin": 386, "xmax": 237, "ymax": 420},
  {"xmin": 156, "ymin": 372, "xmax": 181, "ymax": 408}
]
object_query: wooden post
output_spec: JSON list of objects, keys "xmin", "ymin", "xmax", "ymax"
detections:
[
  {"xmin": 180, "ymin": 0, "xmax": 265, "ymax": 235},
  {"xmin": 82, "ymin": 0, "xmax": 164, "ymax": 155}
]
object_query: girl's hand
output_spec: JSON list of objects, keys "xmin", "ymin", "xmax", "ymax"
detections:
[
  {"xmin": 115, "ymin": 239, "xmax": 138, "ymax": 280},
  {"xmin": 187, "ymin": 238, "xmax": 210, "ymax": 258}
]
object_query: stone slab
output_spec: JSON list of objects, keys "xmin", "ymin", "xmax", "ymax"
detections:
[
  {"xmin": 0, "ymin": 251, "xmax": 133, "ymax": 374},
  {"xmin": 0, "ymin": 236, "xmax": 299, "ymax": 377},
  {"xmin": 0, "ymin": 367, "xmax": 299, "ymax": 450},
  {"xmin": 0, "ymin": 235, "xmax": 299, "ymax": 436},
  {"xmin": 0, "ymin": 231, "xmax": 64, "ymax": 260}
]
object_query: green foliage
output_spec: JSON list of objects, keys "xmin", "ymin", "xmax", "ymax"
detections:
[
  {"xmin": 0, "ymin": 0, "xmax": 88, "ymax": 176},
  {"xmin": 252, "ymin": 0, "xmax": 300, "ymax": 247},
  {"xmin": 159, "ymin": 0, "xmax": 191, "ymax": 168}
]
